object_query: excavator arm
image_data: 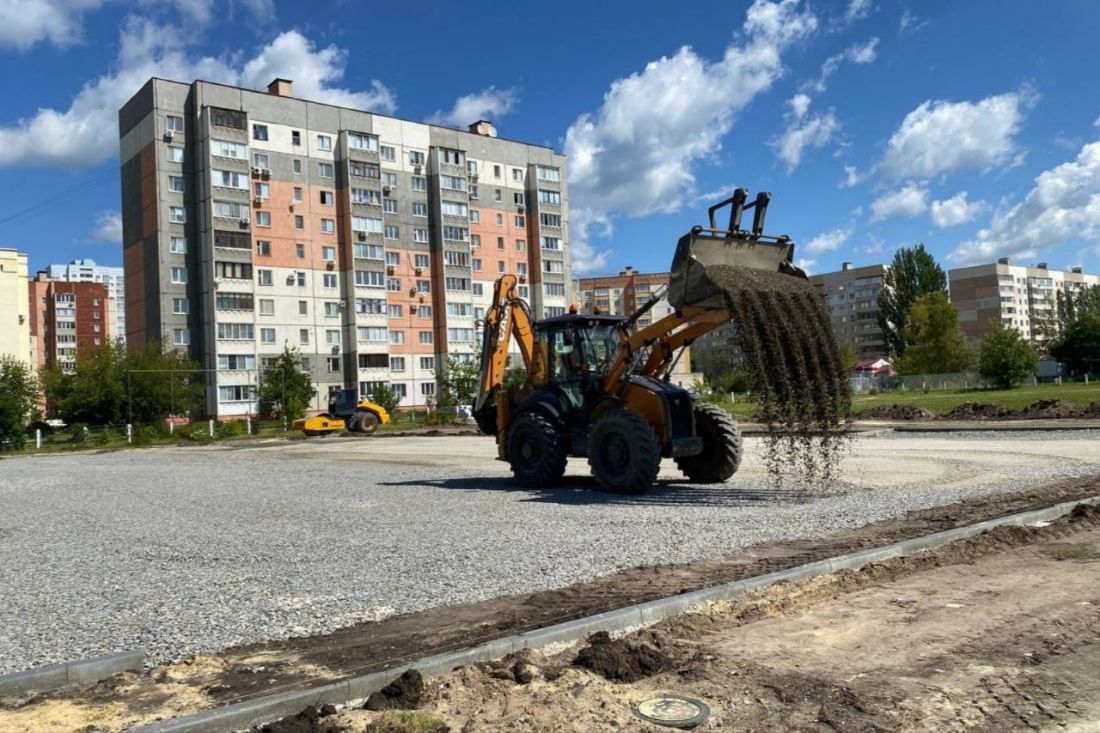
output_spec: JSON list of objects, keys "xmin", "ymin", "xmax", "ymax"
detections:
[{"xmin": 473, "ymin": 274, "xmax": 544, "ymax": 435}]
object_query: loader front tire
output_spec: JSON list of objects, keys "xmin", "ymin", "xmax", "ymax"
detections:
[
  {"xmin": 588, "ymin": 410, "xmax": 661, "ymax": 494},
  {"xmin": 507, "ymin": 412, "xmax": 567, "ymax": 488},
  {"xmin": 675, "ymin": 404, "xmax": 742, "ymax": 483}
]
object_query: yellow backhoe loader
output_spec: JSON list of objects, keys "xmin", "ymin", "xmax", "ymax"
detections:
[
  {"xmin": 473, "ymin": 189, "xmax": 807, "ymax": 493},
  {"xmin": 294, "ymin": 388, "xmax": 390, "ymax": 436}
]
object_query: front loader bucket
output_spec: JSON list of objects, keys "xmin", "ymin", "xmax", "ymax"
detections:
[{"xmin": 667, "ymin": 189, "xmax": 806, "ymax": 311}]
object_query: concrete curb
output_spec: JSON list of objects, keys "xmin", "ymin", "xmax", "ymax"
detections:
[
  {"xmin": 0, "ymin": 649, "xmax": 144, "ymax": 697},
  {"xmin": 132, "ymin": 495, "xmax": 1100, "ymax": 733}
]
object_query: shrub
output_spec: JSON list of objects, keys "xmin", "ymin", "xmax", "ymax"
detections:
[{"xmin": 979, "ymin": 321, "xmax": 1039, "ymax": 389}]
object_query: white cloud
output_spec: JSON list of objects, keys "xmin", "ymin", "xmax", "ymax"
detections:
[
  {"xmin": 772, "ymin": 94, "xmax": 839, "ymax": 172},
  {"xmin": 840, "ymin": 164, "xmax": 864, "ymax": 188},
  {"xmin": 870, "ymin": 184, "xmax": 928, "ymax": 221},
  {"xmin": 950, "ymin": 141, "xmax": 1100, "ymax": 264},
  {"xmin": 0, "ymin": 0, "xmax": 108, "ymax": 50},
  {"xmin": 880, "ymin": 90, "xmax": 1035, "ymax": 180},
  {"xmin": 804, "ymin": 227, "xmax": 851, "ymax": 254},
  {"xmin": 570, "ymin": 208, "xmax": 614, "ymax": 276},
  {"xmin": 426, "ymin": 86, "xmax": 518, "ymax": 128},
  {"xmin": 845, "ymin": 0, "xmax": 871, "ymax": 23},
  {"xmin": 899, "ymin": 9, "xmax": 927, "ymax": 32},
  {"xmin": 236, "ymin": 0, "xmax": 275, "ymax": 21},
  {"xmin": 563, "ymin": 0, "xmax": 817, "ymax": 271},
  {"xmin": 0, "ymin": 21, "xmax": 395, "ymax": 168},
  {"xmin": 795, "ymin": 257, "xmax": 817, "ymax": 273},
  {"xmin": 91, "ymin": 210, "xmax": 122, "ymax": 243},
  {"xmin": 804, "ymin": 37, "xmax": 878, "ymax": 94},
  {"xmin": 929, "ymin": 191, "xmax": 986, "ymax": 228}
]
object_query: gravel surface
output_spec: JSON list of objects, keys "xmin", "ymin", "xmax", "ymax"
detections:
[{"xmin": 1, "ymin": 430, "xmax": 1099, "ymax": 675}]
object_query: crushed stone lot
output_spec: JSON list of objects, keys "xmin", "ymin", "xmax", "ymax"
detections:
[{"xmin": 1, "ymin": 430, "xmax": 1099, "ymax": 676}]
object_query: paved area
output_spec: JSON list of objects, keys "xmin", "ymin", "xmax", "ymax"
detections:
[{"xmin": 1, "ymin": 430, "xmax": 1098, "ymax": 674}]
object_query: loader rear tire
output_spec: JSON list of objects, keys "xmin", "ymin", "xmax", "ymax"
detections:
[
  {"xmin": 675, "ymin": 404, "xmax": 742, "ymax": 483},
  {"xmin": 588, "ymin": 410, "xmax": 661, "ymax": 494},
  {"xmin": 353, "ymin": 411, "xmax": 380, "ymax": 434},
  {"xmin": 507, "ymin": 412, "xmax": 567, "ymax": 488}
]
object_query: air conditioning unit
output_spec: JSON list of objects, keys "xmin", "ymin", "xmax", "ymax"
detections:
[
  {"xmin": 382, "ymin": 185, "xmax": 392, "ymax": 195},
  {"xmin": 414, "ymin": 164, "xmax": 423, "ymax": 174},
  {"xmin": 252, "ymin": 196, "xmax": 263, "ymax": 206},
  {"xmin": 339, "ymin": 300, "xmax": 347, "ymax": 310},
  {"xmin": 469, "ymin": 191, "xmax": 478, "ymax": 200},
  {"xmin": 357, "ymin": 231, "xmax": 367, "ymax": 241},
  {"xmin": 409, "ymin": 287, "xmax": 418, "ymax": 296},
  {"xmin": 286, "ymin": 274, "xmax": 296, "ymax": 284},
  {"xmin": 251, "ymin": 167, "xmax": 262, "ymax": 177},
  {"xmin": 469, "ymin": 173, "xmax": 479, "ymax": 181},
  {"xmin": 260, "ymin": 168, "xmax": 271, "ymax": 179},
  {"xmin": 164, "ymin": 130, "xmax": 175, "ymax": 141},
  {"xmin": 239, "ymin": 217, "xmax": 250, "ymax": 227},
  {"xmin": 331, "ymin": 345, "xmax": 341, "ymax": 355},
  {"xmin": 517, "ymin": 204, "xmax": 525, "ymax": 212},
  {"xmin": 519, "ymin": 274, "xmax": 527, "ymax": 283},
  {"xmin": 326, "ymin": 261, "xmax": 335, "ymax": 270},
  {"xmin": 414, "ymin": 267, "xmax": 423, "ymax": 275},
  {"xmin": 386, "ymin": 265, "xmax": 395, "ymax": 274}
]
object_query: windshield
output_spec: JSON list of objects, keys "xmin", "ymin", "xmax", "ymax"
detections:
[{"xmin": 579, "ymin": 323, "xmax": 620, "ymax": 376}]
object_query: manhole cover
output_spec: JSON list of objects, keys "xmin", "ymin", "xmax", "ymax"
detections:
[{"xmin": 630, "ymin": 694, "xmax": 711, "ymax": 729}]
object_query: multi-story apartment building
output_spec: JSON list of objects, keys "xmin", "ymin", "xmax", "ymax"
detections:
[
  {"xmin": 578, "ymin": 267, "xmax": 674, "ymax": 325},
  {"xmin": 0, "ymin": 248, "xmax": 31, "ymax": 365},
  {"xmin": 949, "ymin": 258, "xmax": 1100, "ymax": 344},
  {"xmin": 119, "ymin": 77, "xmax": 570, "ymax": 417},
  {"xmin": 27, "ymin": 273, "xmax": 111, "ymax": 371},
  {"xmin": 810, "ymin": 262, "xmax": 888, "ymax": 359},
  {"xmin": 46, "ymin": 259, "xmax": 125, "ymax": 343}
]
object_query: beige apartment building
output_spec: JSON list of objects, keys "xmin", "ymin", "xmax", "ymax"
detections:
[
  {"xmin": 0, "ymin": 248, "xmax": 31, "ymax": 365},
  {"xmin": 809, "ymin": 262, "xmax": 888, "ymax": 359},
  {"xmin": 949, "ymin": 259, "xmax": 1099, "ymax": 344},
  {"xmin": 119, "ymin": 77, "xmax": 570, "ymax": 417}
]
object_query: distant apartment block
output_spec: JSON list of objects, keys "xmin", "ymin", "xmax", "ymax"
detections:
[
  {"xmin": 0, "ymin": 248, "xmax": 31, "ymax": 365},
  {"xmin": 578, "ymin": 267, "xmax": 675, "ymax": 326},
  {"xmin": 119, "ymin": 77, "xmax": 570, "ymax": 417},
  {"xmin": 949, "ymin": 259, "xmax": 1100, "ymax": 344},
  {"xmin": 46, "ymin": 259, "xmax": 125, "ymax": 343},
  {"xmin": 28, "ymin": 273, "xmax": 111, "ymax": 371},
  {"xmin": 810, "ymin": 262, "xmax": 888, "ymax": 359}
]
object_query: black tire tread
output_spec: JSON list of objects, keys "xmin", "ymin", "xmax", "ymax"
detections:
[
  {"xmin": 507, "ymin": 412, "xmax": 568, "ymax": 488},
  {"xmin": 675, "ymin": 403, "xmax": 743, "ymax": 483},
  {"xmin": 587, "ymin": 409, "xmax": 662, "ymax": 494}
]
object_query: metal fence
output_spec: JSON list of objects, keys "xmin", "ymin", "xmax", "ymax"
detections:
[{"xmin": 849, "ymin": 371, "xmax": 1096, "ymax": 394}]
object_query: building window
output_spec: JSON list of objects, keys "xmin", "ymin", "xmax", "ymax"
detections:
[
  {"xmin": 254, "ymin": 182, "xmax": 269, "ymax": 199},
  {"xmin": 166, "ymin": 115, "xmax": 184, "ymax": 133},
  {"xmin": 536, "ymin": 165, "xmax": 561, "ymax": 182},
  {"xmin": 214, "ymin": 200, "xmax": 248, "ymax": 218},
  {"xmin": 169, "ymin": 176, "xmax": 184, "ymax": 192},
  {"xmin": 217, "ymin": 323, "xmax": 255, "ymax": 340},
  {"xmin": 514, "ymin": 215, "xmax": 525, "ymax": 227},
  {"xmin": 171, "ymin": 266, "xmax": 187, "ymax": 284},
  {"xmin": 414, "ymin": 254, "xmax": 430, "ymax": 268},
  {"xmin": 383, "ymin": 198, "xmax": 398, "ymax": 213},
  {"xmin": 172, "ymin": 297, "xmax": 189, "ymax": 314},
  {"xmin": 473, "ymin": 282, "xmax": 485, "ymax": 296},
  {"xmin": 215, "ymin": 261, "xmax": 253, "ymax": 279},
  {"xmin": 419, "ymin": 356, "xmax": 435, "ymax": 370},
  {"xmin": 347, "ymin": 132, "xmax": 377, "ymax": 151},
  {"xmin": 170, "ymin": 236, "xmax": 187, "ymax": 254},
  {"xmin": 445, "ymin": 277, "xmax": 470, "ymax": 291},
  {"xmin": 412, "ymin": 202, "xmax": 428, "ymax": 218},
  {"xmin": 421, "ymin": 382, "xmax": 436, "ymax": 397},
  {"xmin": 322, "ymin": 246, "xmax": 336, "ymax": 261},
  {"xmin": 516, "ymin": 239, "xmax": 526, "ymax": 251},
  {"xmin": 252, "ymin": 123, "xmax": 268, "ymax": 140},
  {"xmin": 320, "ymin": 190, "xmax": 334, "ymax": 206},
  {"xmin": 441, "ymin": 201, "xmax": 468, "ymax": 217},
  {"xmin": 356, "ymin": 243, "xmax": 385, "ymax": 260},
  {"xmin": 419, "ymin": 331, "xmax": 433, "ymax": 345},
  {"xmin": 325, "ymin": 301, "xmax": 340, "ymax": 317},
  {"xmin": 259, "ymin": 327, "xmax": 276, "ymax": 344},
  {"xmin": 538, "ymin": 189, "xmax": 561, "ymax": 205},
  {"xmin": 297, "ymin": 328, "xmax": 309, "ymax": 345},
  {"xmin": 167, "ymin": 145, "xmax": 184, "ymax": 162},
  {"xmin": 516, "ymin": 262, "xmax": 527, "ymax": 275},
  {"xmin": 292, "ymin": 186, "xmax": 303, "ymax": 203},
  {"xmin": 169, "ymin": 206, "xmax": 186, "ymax": 223},
  {"xmin": 321, "ymin": 218, "xmax": 335, "ymax": 234},
  {"xmin": 319, "ymin": 162, "xmax": 334, "ymax": 178},
  {"xmin": 471, "ymin": 234, "xmax": 481, "ymax": 248},
  {"xmin": 472, "ymin": 258, "xmax": 482, "ymax": 271},
  {"xmin": 512, "ymin": 168, "xmax": 524, "ymax": 182},
  {"xmin": 317, "ymin": 134, "xmax": 332, "ymax": 151},
  {"xmin": 541, "ymin": 236, "xmax": 561, "ymax": 250},
  {"xmin": 256, "ymin": 240, "xmax": 271, "ymax": 256},
  {"xmin": 172, "ymin": 328, "xmax": 190, "ymax": 346},
  {"xmin": 356, "ymin": 270, "xmax": 386, "ymax": 287},
  {"xmin": 388, "ymin": 304, "xmax": 403, "ymax": 318},
  {"xmin": 216, "ymin": 293, "xmax": 254, "ymax": 310},
  {"xmin": 411, "ymin": 176, "xmax": 427, "ymax": 191},
  {"xmin": 385, "ymin": 225, "xmax": 400, "ymax": 240},
  {"xmin": 257, "ymin": 298, "xmax": 274, "ymax": 316},
  {"xmin": 253, "ymin": 152, "xmax": 270, "ymax": 168},
  {"xmin": 256, "ymin": 211, "xmax": 271, "ymax": 227},
  {"xmin": 351, "ymin": 187, "xmax": 380, "ymax": 205},
  {"xmin": 496, "ymin": 213, "xmax": 504, "ymax": 227},
  {"xmin": 213, "ymin": 169, "xmax": 248, "ymax": 189},
  {"xmin": 292, "ymin": 158, "xmax": 302, "ymax": 174},
  {"xmin": 540, "ymin": 212, "xmax": 562, "ymax": 227},
  {"xmin": 414, "ymin": 228, "xmax": 429, "ymax": 243},
  {"xmin": 211, "ymin": 138, "xmax": 247, "ymax": 158},
  {"xmin": 497, "ymin": 237, "xmax": 505, "ymax": 250},
  {"xmin": 295, "ymin": 215, "xmax": 304, "ymax": 230},
  {"xmin": 323, "ymin": 273, "xmax": 337, "ymax": 288},
  {"xmin": 380, "ymin": 145, "xmax": 396, "ymax": 161},
  {"xmin": 352, "ymin": 216, "xmax": 383, "ymax": 234},
  {"xmin": 493, "ymin": 165, "xmax": 501, "ymax": 178},
  {"xmin": 387, "ymin": 277, "xmax": 401, "ymax": 292},
  {"xmin": 418, "ymin": 305, "xmax": 433, "ymax": 319},
  {"xmin": 382, "ymin": 172, "xmax": 398, "ymax": 187},
  {"xmin": 324, "ymin": 357, "xmax": 339, "ymax": 373},
  {"xmin": 390, "ymin": 330, "xmax": 405, "ymax": 345},
  {"xmin": 296, "ymin": 242, "xmax": 305, "ymax": 259},
  {"xmin": 469, "ymin": 209, "xmax": 480, "ymax": 223},
  {"xmin": 257, "ymin": 269, "xmax": 273, "ymax": 286},
  {"xmin": 416, "ymin": 279, "xmax": 431, "ymax": 293}
]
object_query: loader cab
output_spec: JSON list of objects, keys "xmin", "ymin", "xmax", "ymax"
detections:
[{"xmin": 535, "ymin": 314, "xmax": 622, "ymax": 406}]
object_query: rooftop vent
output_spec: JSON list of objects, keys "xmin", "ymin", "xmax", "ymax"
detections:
[
  {"xmin": 1037, "ymin": 262, "xmax": 1048, "ymax": 269},
  {"xmin": 842, "ymin": 261, "xmax": 852, "ymax": 271},
  {"xmin": 468, "ymin": 119, "xmax": 497, "ymax": 138},
  {"xmin": 997, "ymin": 257, "xmax": 1009, "ymax": 265},
  {"xmin": 1072, "ymin": 267, "xmax": 1083, "ymax": 274},
  {"xmin": 267, "ymin": 78, "xmax": 293, "ymax": 97}
]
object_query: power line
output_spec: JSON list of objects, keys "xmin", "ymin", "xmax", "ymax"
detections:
[{"xmin": 0, "ymin": 170, "xmax": 117, "ymax": 227}]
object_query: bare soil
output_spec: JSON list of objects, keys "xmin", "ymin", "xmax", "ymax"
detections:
[{"xmin": 3, "ymin": 475, "xmax": 1099, "ymax": 732}]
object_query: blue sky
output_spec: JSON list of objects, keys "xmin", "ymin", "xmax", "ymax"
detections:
[{"xmin": 2, "ymin": 0, "xmax": 1099, "ymax": 279}]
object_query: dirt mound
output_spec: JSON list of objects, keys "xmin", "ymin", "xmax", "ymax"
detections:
[
  {"xmin": 942, "ymin": 402, "xmax": 1013, "ymax": 420},
  {"xmin": 365, "ymin": 711, "xmax": 450, "ymax": 733},
  {"xmin": 572, "ymin": 630, "xmax": 672, "ymax": 682},
  {"xmin": 858, "ymin": 404, "xmax": 936, "ymax": 420},
  {"xmin": 255, "ymin": 704, "xmax": 339, "ymax": 733},
  {"xmin": 1085, "ymin": 402, "xmax": 1100, "ymax": 417},
  {"xmin": 364, "ymin": 670, "xmax": 424, "ymax": 711},
  {"xmin": 1016, "ymin": 399, "xmax": 1086, "ymax": 419}
]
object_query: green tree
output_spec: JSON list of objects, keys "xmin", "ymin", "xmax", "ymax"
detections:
[
  {"xmin": 0, "ymin": 356, "xmax": 39, "ymax": 449},
  {"xmin": 1051, "ymin": 314, "xmax": 1100, "ymax": 375},
  {"xmin": 41, "ymin": 340, "xmax": 204, "ymax": 425},
  {"xmin": 436, "ymin": 355, "xmax": 480, "ymax": 408},
  {"xmin": 367, "ymin": 381, "xmax": 400, "ymax": 416},
  {"xmin": 258, "ymin": 346, "xmax": 316, "ymax": 420},
  {"xmin": 894, "ymin": 293, "xmax": 973, "ymax": 375},
  {"xmin": 979, "ymin": 320, "xmax": 1039, "ymax": 388},
  {"xmin": 877, "ymin": 244, "xmax": 948, "ymax": 358}
]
